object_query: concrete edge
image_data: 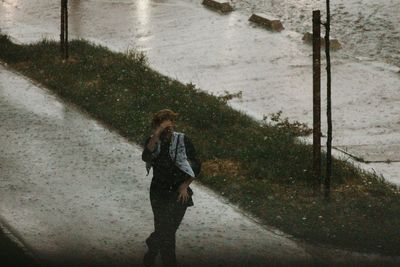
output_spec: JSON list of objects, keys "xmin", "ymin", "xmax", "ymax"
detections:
[
  {"xmin": 333, "ymin": 145, "xmax": 400, "ymax": 163},
  {"xmin": 0, "ymin": 215, "xmax": 43, "ymax": 266},
  {"xmin": 295, "ymin": 136, "xmax": 400, "ymax": 188}
]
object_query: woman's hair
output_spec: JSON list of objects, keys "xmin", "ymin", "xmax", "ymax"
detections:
[{"xmin": 151, "ymin": 109, "xmax": 179, "ymax": 129}]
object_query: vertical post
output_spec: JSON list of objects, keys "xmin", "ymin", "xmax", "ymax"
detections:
[
  {"xmin": 65, "ymin": 0, "xmax": 69, "ymax": 59},
  {"xmin": 312, "ymin": 10, "xmax": 321, "ymax": 192},
  {"xmin": 60, "ymin": 0, "xmax": 69, "ymax": 59},
  {"xmin": 325, "ymin": 0, "xmax": 332, "ymax": 200},
  {"xmin": 60, "ymin": 0, "xmax": 65, "ymax": 55}
]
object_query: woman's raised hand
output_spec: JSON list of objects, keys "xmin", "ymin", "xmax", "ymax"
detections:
[{"xmin": 155, "ymin": 120, "xmax": 173, "ymax": 136}]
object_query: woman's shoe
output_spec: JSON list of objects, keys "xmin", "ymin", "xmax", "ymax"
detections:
[
  {"xmin": 160, "ymin": 254, "xmax": 177, "ymax": 267},
  {"xmin": 144, "ymin": 236, "xmax": 159, "ymax": 267},
  {"xmin": 143, "ymin": 249, "xmax": 158, "ymax": 267}
]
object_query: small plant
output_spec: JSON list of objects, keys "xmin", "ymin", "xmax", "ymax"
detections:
[
  {"xmin": 186, "ymin": 82, "xmax": 200, "ymax": 92},
  {"xmin": 126, "ymin": 48, "xmax": 147, "ymax": 66},
  {"xmin": 262, "ymin": 110, "xmax": 312, "ymax": 136},
  {"xmin": 216, "ymin": 90, "xmax": 243, "ymax": 103}
]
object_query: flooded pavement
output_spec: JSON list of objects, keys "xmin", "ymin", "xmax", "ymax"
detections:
[
  {"xmin": 231, "ymin": 0, "xmax": 400, "ymax": 67},
  {"xmin": 0, "ymin": 65, "xmax": 314, "ymax": 266},
  {"xmin": 0, "ymin": 0, "xmax": 399, "ymax": 184}
]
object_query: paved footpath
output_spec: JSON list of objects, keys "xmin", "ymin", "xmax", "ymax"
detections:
[{"xmin": 1, "ymin": 63, "xmax": 400, "ymax": 267}]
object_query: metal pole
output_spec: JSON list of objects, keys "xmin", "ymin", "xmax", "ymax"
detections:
[
  {"xmin": 325, "ymin": 0, "xmax": 332, "ymax": 200},
  {"xmin": 312, "ymin": 10, "xmax": 322, "ymax": 192},
  {"xmin": 65, "ymin": 0, "xmax": 69, "ymax": 59},
  {"xmin": 60, "ymin": 0, "xmax": 65, "ymax": 55}
]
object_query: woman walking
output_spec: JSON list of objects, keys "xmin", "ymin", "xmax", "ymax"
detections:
[{"xmin": 141, "ymin": 109, "xmax": 201, "ymax": 267}]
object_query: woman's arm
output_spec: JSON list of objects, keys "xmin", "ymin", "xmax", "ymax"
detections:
[
  {"xmin": 141, "ymin": 137, "xmax": 155, "ymax": 162},
  {"xmin": 180, "ymin": 176, "xmax": 195, "ymax": 188}
]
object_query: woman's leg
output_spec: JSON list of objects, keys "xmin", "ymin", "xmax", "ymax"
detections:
[
  {"xmin": 146, "ymin": 188, "xmax": 162, "ymax": 250},
  {"xmin": 159, "ymin": 200, "xmax": 187, "ymax": 267},
  {"xmin": 144, "ymin": 187, "xmax": 166, "ymax": 266}
]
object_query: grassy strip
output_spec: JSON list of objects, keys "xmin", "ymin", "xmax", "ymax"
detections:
[{"xmin": 1, "ymin": 35, "xmax": 399, "ymax": 256}]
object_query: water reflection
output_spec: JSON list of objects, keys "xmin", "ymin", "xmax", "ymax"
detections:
[
  {"xmin": 1, "ymin": 0, "xmax": 20, "ymax": 22},
  {"xmin": 136, "ymin": 0, "xmax": 150, "ymax": 27},
  {"xmin": 132, "ymin": 0, "xmax": 153, "ymax": 45},
  {"xmin": 219, "ymin": 13, "xmax": 241, "ymax": 63}
]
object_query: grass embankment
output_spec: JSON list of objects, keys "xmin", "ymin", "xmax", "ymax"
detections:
[{"xmin": 0, "ymin": 35, "xmax": 399, "ymax": 256}]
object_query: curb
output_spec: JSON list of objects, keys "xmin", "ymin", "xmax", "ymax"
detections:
[{"xmin": 0, "ymin": 216, "xmax": 43, "ymax": 266}]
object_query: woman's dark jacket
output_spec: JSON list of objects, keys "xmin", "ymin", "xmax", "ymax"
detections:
[{"xmin": 142, "ymin": 134, "xmax": 201, "ymax": 207}]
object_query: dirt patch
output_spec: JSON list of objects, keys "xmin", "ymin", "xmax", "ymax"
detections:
[
  {"xmin": 13, "ymin": 61, "xmax": 31, "ymax": 70},
  {"xmin": 85, "ymin": 79, "xmax": 101, "ymax": 89},
  {"xmin": 202, "ymin": 158, "xmax": 244, "ymax": 178}
]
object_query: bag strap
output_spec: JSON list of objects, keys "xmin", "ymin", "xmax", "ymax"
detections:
[{"xmin": 174, "ymin": 134, "xmax": 180, "ymax": 164}]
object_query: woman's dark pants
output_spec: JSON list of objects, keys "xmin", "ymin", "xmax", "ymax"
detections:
[{"xmin": 145, "ymin": 184, "xmax": 187, "ymax": 267}]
